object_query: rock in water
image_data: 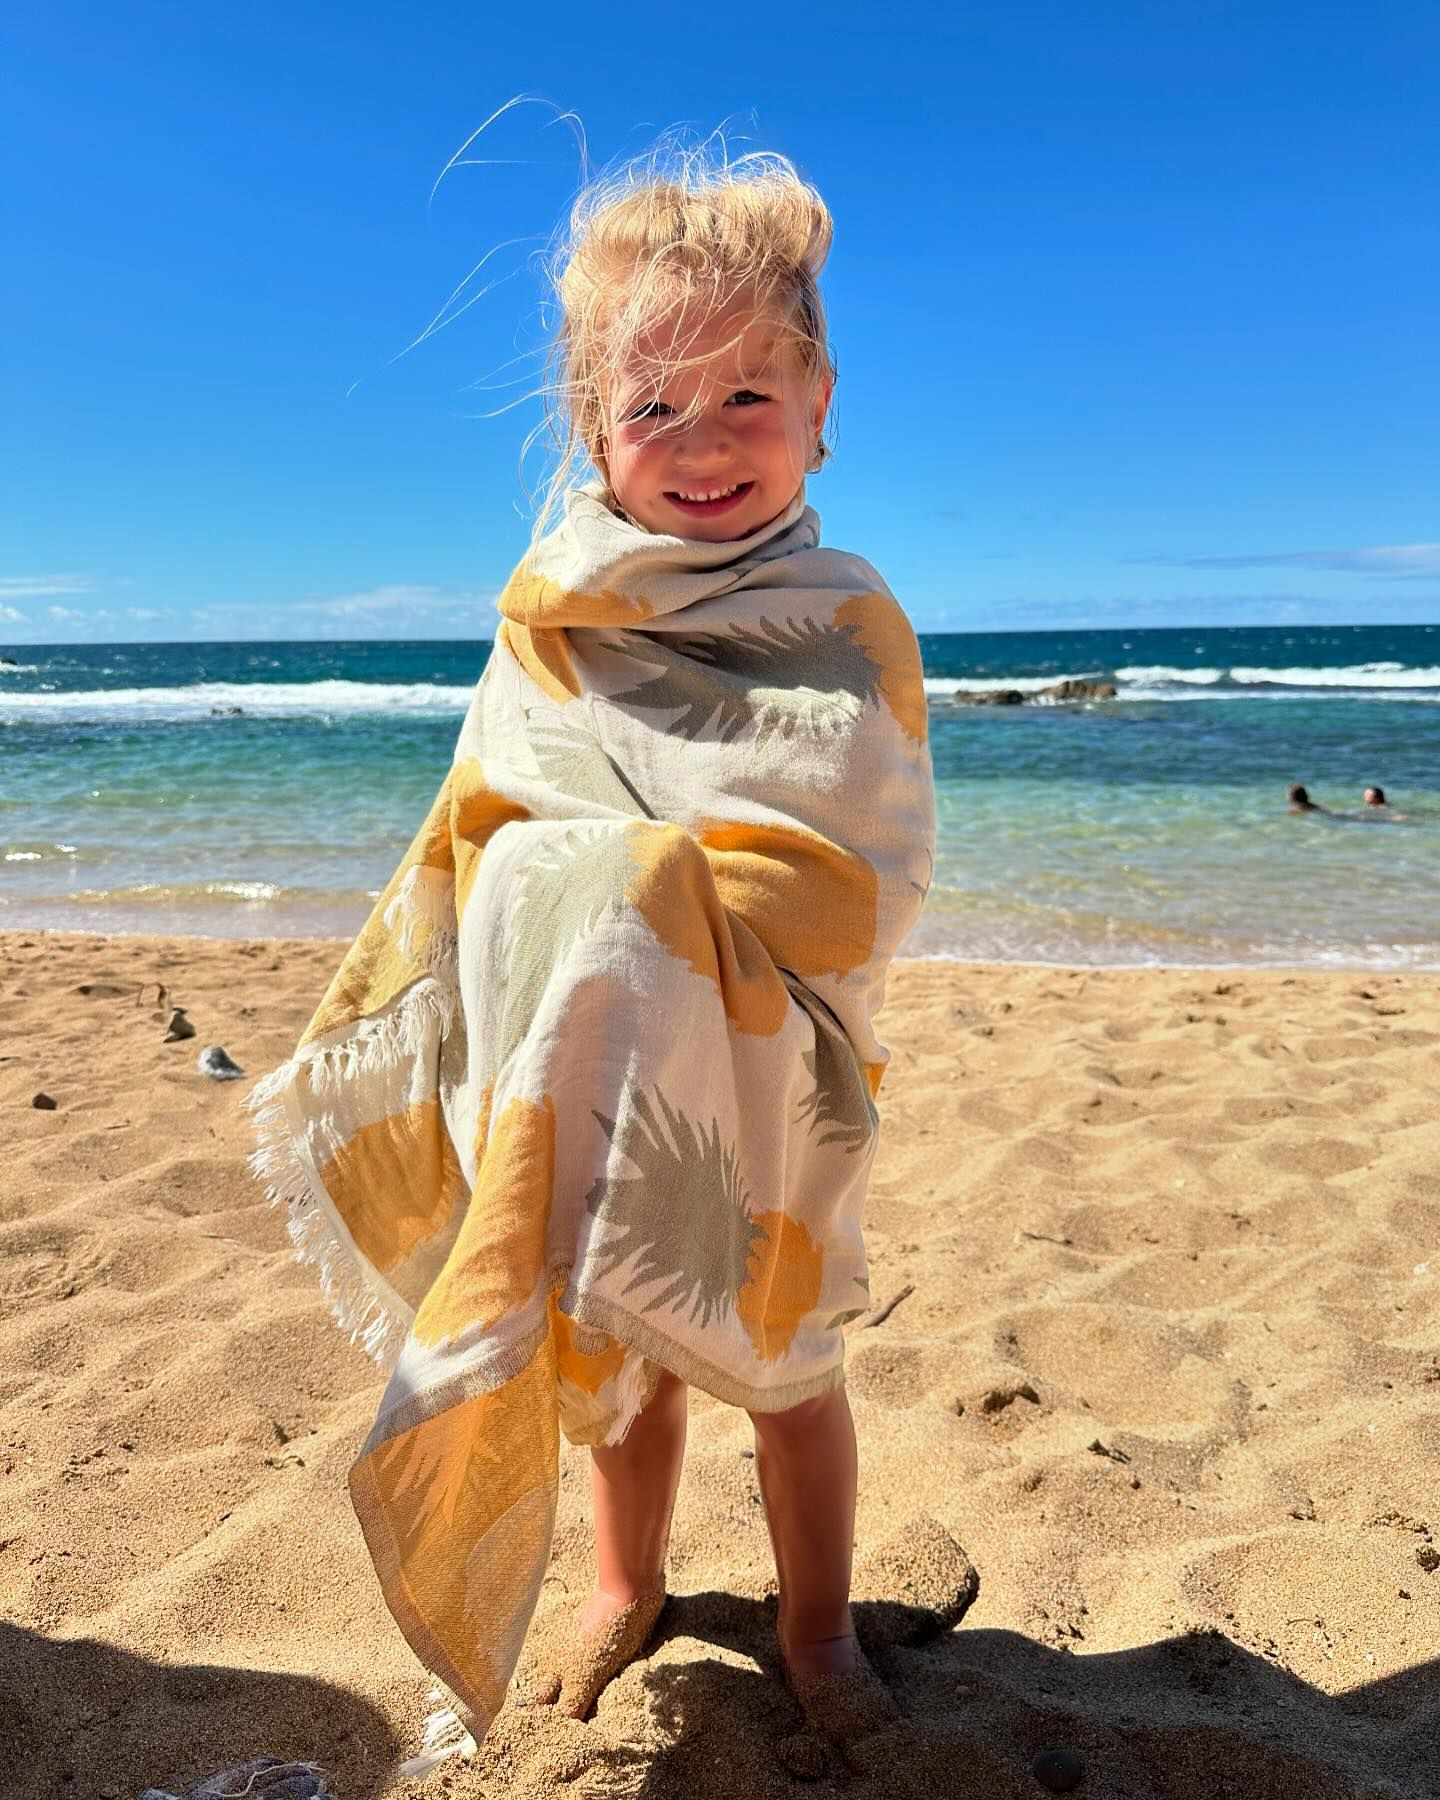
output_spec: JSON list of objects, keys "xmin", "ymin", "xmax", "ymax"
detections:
[
  {"xmin": 1041, "ymin": 679, "xmax": 1117, "ymax": 703},
  {"xmin": 1033, "ymin": 1747, "xmax": 1085, "ymax": 1791},
  {"xmin": 197, "ymin": 1045, "xmax": 245, "ymax": 1080},
  {"xmin": 141, "ymin": 1757, "xmax": 337, "ymax": 1800},
  {"xmin": 163, "ymin": 1007, "xmax": 197, "ymax": 1041}
]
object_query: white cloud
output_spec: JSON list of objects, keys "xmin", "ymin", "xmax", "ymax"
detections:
[
  {"xmin": 126, "ymin": 607, "xmax": 163, "ymax": 621},
  {"xmin": 0, "ymin": 574, "xmax": 98, "ymax": 598},
  {"xmin": 266, "ymin": 584, "xmax": 499, "ymax": 638},
  {"xmin": 48, "ymin": 605, "xmax": 83, "ymax": 622},
  {"xmin": 0, "ymin": 603, "xmax": 26, "ymax": 623},
  {"xmin": 287, "ymin": 583, "xmax": 491, "ymax": 620},
  {"xmin": 1137, "ymin": 544, "xmax": 1440, "ymax": 575}
]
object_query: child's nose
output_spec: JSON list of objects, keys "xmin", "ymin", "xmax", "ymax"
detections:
[{"xmin": 674, "ymin": 416, "xmax": 732, "ymax": 465}]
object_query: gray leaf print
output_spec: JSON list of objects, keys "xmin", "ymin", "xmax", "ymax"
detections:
[
  {"xmin": 585, "ymin": 1087, "xmax": 764, "ymax": 1327},
  {"xmin": 495, "ymin": 824, "xmax": 638, "ymax": 1075},
  {"xmin": 524, "ymin": 709, "xmax": 651, "ymax": 817},
  {"xmin": 604, "ymin": 614, "xmax": 886, "ymax": 747},
  {"xmin": 796, "ymin": 1036, "xmax": 877, "ymax": 1156}
]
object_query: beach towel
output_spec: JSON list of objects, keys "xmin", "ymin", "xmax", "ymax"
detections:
[{"xmin": 243, "ymin": 480, "xmax": 935, "ymax": 1755}]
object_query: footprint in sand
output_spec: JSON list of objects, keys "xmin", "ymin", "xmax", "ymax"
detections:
[{"xmin": 0, "ymin": 1222, "xmax": 109, "ymax": 1303}]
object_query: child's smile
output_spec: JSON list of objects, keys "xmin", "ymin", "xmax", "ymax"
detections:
[
  {"xmin": 602, "ymin": 303, "xmax": 830, "ymax": 542},
  {"xmin": 664, "ymin": 479, "xmax": 755, "ymax": 522}
]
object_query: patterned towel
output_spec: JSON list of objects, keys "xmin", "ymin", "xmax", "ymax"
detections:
[{"xmin": 244, "ymin": 481, "xmax": 935, "ymax": 1751}]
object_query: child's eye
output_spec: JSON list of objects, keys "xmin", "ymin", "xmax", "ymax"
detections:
[
  {"xmin": 623, "ymin": 399, "xmax": 671, "ymax": 422},
  {"xmin": 728, "ymin": 389, "xmax": 769, "ymax": 406}
]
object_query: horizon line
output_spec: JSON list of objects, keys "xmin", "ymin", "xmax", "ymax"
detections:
[{"xmin": 5, "ymin": 617, "xmax": 1439, "ymax": 652}]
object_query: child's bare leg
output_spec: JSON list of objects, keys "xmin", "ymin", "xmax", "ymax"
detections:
[
  {"xmin": 750, "ymin": 1384, "xmax": 899, "ymax": 1741},
  {"xmin": 749, "ymin": 1386, "xmax": 859, "ymax": 1669},
  {"xmin": 533, "ymin": 1365, "xmax": 687, "ymax": 1717},
  {"xmin": 586, "ymin": 1364, "xmax": 688, "ymax": 1618}
]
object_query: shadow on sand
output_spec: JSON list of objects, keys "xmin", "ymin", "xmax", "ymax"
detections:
[
  {"xmin": 486, "ymin": 1588, "xmax": 1433, "ymax": 1800},
  {"xmin": 0, "ymin": 1625, "xmax": 401, "ymax": 1800},
  {"xmin": 4, "ymin": 1589, "xmax": 1431, "ymax": 1799}
]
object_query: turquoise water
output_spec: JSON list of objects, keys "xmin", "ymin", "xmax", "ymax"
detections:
[{"xmin": 2, "ymin": 624, "xmax": 1438, "ymax": 966}]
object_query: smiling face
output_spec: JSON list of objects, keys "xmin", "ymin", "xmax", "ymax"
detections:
[{"xmin": 599, "ymin": 301, "xmax": 831, "ymax": 542}]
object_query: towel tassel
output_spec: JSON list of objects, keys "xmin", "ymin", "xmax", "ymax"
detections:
[{"xmin": 399, "ymin": 1689, "xmax": 478, "ymax": 1779}]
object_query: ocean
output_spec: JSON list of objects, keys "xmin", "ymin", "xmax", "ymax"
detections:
[{"xmin": 3, "ymin": 622, "xmax": 1438, "ymax": 968}]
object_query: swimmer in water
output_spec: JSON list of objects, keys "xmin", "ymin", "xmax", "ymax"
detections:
[
  {"xmin": 1288, "ymin": 783, "xmax": 1331, "ymax": 815},
  {"xmin": 1359, "ymin": 785, "xmax": 1410, "ymax": 821}
]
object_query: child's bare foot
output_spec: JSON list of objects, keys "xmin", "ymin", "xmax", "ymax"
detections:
[
  {"xmin": 529, "ymin": 1585, "xmax": 668, "ymax": 1720},
  {"xmin": 777, "ymin": 1623, "xmax": 900, "ymax": 1742}
]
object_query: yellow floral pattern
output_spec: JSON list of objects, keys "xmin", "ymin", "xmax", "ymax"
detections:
[{"xmin": 247, "ymin": 480, "xmax": 933, "ymax": 1743}]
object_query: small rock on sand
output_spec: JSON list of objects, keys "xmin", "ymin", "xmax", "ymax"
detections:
[
  {"xmin": 197, "ymin": 1045, "xmax": 245, "ymax": 1080},
  {"xmin": 32, "ymin": 1091, "xmax": 58, "ymax": 1110},
  {"xmin": 164, "ymin": 1007, "xmax": 197, "ymax": 1041},
  {"xmin": 1033, "ymin": 1746, "xmax": 1085, "ymax": 1791}
]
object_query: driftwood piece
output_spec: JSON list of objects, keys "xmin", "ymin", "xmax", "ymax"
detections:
[{"xmin": 861, "ymin": 1283, "xmax": 915, "ymax": 1328}]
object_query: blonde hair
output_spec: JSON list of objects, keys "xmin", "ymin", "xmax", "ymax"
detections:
[{"xmin": 530, "ymin": 142, "xmax": 837, "ymax": 541}]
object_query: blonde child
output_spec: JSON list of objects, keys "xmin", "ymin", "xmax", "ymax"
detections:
[{"xmin": 249, "ymin": 141, "xmax": 936, "ymax": 1764}]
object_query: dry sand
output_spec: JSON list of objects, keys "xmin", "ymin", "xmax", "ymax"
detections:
[{"xmin": 3, "ymin": 929, "xmax": 1438, "ymax": 1799}]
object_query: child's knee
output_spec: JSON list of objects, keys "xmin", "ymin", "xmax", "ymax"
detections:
[{"xmin": 747, "ymin": 1387, "xmax": 842, "ymax": 1440}]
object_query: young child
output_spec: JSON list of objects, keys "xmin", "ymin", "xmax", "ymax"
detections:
[{"xmin": 247, "ymin": 143, "xmax": 936, "ymax": 1768}]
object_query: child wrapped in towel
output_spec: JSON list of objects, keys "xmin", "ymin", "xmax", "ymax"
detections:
[{"xmin": 244, "ymin": 140, "xmax": 936, "ymax": 1769}]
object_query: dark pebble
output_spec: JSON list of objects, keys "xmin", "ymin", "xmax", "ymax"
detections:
[
  {"xmin": 1033, "ymin": 1747, "xmax": 1085, "ymax": 1792},
  {"xmin": 32, "ymin": 1092, "xmax": 58, "ymax": 1110}
]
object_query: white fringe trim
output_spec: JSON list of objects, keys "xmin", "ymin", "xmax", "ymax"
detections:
[
  {"xmin": 400, "ymin": 1690, "xmax": 478, "ymax": 1778},
  {"xmin": 597, "ymin": 1343, "xmax": 658, "ymax": 1448},
  {"xmin": 294, "ymin": 976, "xmax": 458, "ymax": 1100},
  {"xmin": 383, "ymin": 863, "xmax": 459, "ymax": 988},
  {"xmin": 242, "ymin": 952, "xmax": 467, "ymax": 1370},
  {"xmin": 243, "ymin": 1058, "xmax": 411, "ymax": 1371}
]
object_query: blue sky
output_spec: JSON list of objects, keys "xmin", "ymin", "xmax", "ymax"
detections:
[{"xmin": 5, "ymin": 2, "xmax": 1437, "ymax": 642}]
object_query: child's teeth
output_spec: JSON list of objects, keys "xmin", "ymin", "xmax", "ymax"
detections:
[{"xmin": 677, "ymin": 484, "xmax": 740, "ymax": 501}]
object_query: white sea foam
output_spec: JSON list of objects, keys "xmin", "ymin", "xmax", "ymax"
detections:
[
  {"xmin": 204, "ymin": 880, "xmax": 286, "ymax": 900},
  {"xmin": 1116, "ymin": 661, "xmax": 1440, "ymax": 691},
  {"xmin": 1226, "ymin": 662, "xmax": 1440, "ymax": 688},
  {"xmin": 0, "ymin": 663, "xmax": 40, "ymax": 674},
  {"xmin": 1113, "ymin": 665, "xmax": 1226, "ymax": 685},
  {"xmin": 0, "ymin": 678, "xmax": 477, "ymax": 722},
  {"xmin": 923, "ymin": 671, "xmax": 1106, "ymax": 698}
]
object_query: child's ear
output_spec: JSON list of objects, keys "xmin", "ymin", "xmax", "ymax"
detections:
[{"xmin": 810, "ymin": 372, "xmax": 834, "ymax": 440}]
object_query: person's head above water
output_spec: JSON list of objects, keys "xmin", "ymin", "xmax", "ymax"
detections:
[
  {"xmin": 1363, "ymin": 786, "xmax": 1387, "ymax": 806},
  {"xmin": 1288, "ymin": 783, "xmax": 1315, "ymax": 810},
  {"xmin": 539, "ymin": 147, "xmax": 836, "ymax": 544}
]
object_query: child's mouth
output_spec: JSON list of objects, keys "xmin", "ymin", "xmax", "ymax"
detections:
[{"xmin": 664, "ymin": 481, "xmax": 754, "ymax": 518}]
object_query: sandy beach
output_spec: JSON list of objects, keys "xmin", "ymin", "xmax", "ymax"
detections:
[{"xmin": 3, "ymin": 928, "xmax": 1437, "ymax": 1799}]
